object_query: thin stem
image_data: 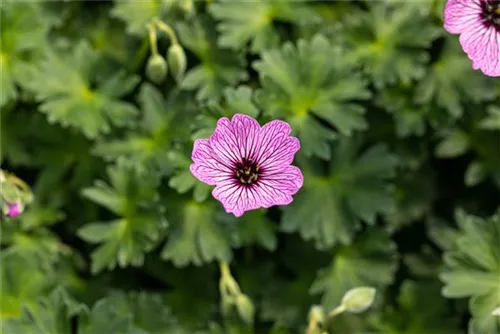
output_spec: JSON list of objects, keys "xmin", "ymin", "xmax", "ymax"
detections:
[
  {"xmin": 305, "ymin": 317, "xmax": 320, "ymax": 334},
  {"xmin": 327, "ymin": 305, "xmax": 345, "ymax": 319},
  {"xmin": 219, "ymin": 262, "xmax": 241, "ymax": 296},
  {"xmin": 219, "ymin": 262, "xmax": 231, "ymax": 278},
  {"xmin": 148, "ymin": 23, "xmax": 159, "ymax": 55},
  {"xmin": 154, "ymin": 18, "xmax": 179, "ymax": 45},
  {"xmin": 318, "ymin": 305, "xmax": 346, "ymax": 333}
]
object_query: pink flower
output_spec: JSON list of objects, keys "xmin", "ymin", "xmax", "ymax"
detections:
[
  {"xmin": 190, "ymin": 114, "xmax": 303, "ymax": 217},
  {"xmin": 444, "ymin": 0, "xmax": 500, "ymax": 77},
  {"xmin": 7, "ymin": 202, "xmax": 21, "ymax": 217}
]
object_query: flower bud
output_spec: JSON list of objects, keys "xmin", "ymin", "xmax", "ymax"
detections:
[
  {"xmin": 493, "ymin": 307, "xmax": 500, "ymax": 316},
  {"xmin": 167, "ymin": 44, "xmax": 187, "ymax": 83},
  {"xmin": 308, "ymin": 305, "xmax": 325, "ymax": 324},
  {"xmin": 146, "ymin": 54, "xmax": 168, "ymax": 84},
  {"xmin": 340, "ymin": 287, "xmax": 376, "ymax": 314},
  {"xmin": 235, "ymin": 294, "xmax": 254, "ymax": 324},
  {"xmin": 1, "ymin": 181, "xmax": 20, "ymax": 203}
]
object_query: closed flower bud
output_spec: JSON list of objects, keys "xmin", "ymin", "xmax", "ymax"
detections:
[
  {"xmin": 146, "ymin": 54, "xmax": 168, "ymax": 84},
  {"xmin": 167, "ymin": 44, "xmax": 187, "ymax": 83},
  {"xmin": 308, "ymin": 305, "xmax": 325, "ymax": 324},
  {"xmin": 340, "ymin": 287, "xmax": 376, "ymax": 314},
  {"xmin": 1, "ymin": 182, "xmax": 20, "ymax": 203},
  {"xmin": 235, "ymin": 294, "xmax": 254, "ymax": 324}
]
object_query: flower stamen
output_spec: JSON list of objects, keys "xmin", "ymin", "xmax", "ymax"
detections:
[
  {"xmin": 481, "ymin": 0, "xmax": 500, "ymax": 30},
  {"xmin": 235, "ymin": 158, "xmax": 260, "ymax": 185}
]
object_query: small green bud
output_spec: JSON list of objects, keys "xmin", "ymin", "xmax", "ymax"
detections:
[
  {"xmin": 167, "ymin": 44, "xmax": 187, "ymax": 83},
  {"xmin": 235, "ymin": 294, "xmax": 255, "ymax": 324},
  {"xmin": 146, "ymin": 54, "xmax": 168, "ymax": 84},
  {"xmin": 340, "ymin": 287, "xmax": 376, "ymax": 314},
  {"xmin": 1, "ymin": 181, "xmax": 20, "ymax": 203},
  {"xmin": 308, "ymin": 305, "xmax": 325, "ymax": 324},
  {"xmin": 493, "ymin": 307, "xmax": 500, "ymax": 316}
]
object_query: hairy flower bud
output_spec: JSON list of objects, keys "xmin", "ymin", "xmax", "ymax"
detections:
[
  {"xmin": 167, "ymin": 44, "xmax": 187, "ymax": 83},
  {"xmin": 235, "ymin": 294, "xmax": 255, "ymax": 324},
  {"xmin": 146, "ymin": 54, "xmax": 168, "ymax": 84},
  {"xmin": 340, "ymin": 287, "xmax": 376, "ymax": 313}
]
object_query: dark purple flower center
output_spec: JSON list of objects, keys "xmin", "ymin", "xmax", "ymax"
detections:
[
  {"xmin": 234, "ymin": 158, "xmax": 260, "ymax": 185},
  {"xmin": 481, "ymin": 0, "xmax": 500, "ymax": 30}
]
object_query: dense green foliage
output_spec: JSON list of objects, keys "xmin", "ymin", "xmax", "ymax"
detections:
[{"xmin": 1, "ymin": 1, "xmax": 500, "ymax": 333}]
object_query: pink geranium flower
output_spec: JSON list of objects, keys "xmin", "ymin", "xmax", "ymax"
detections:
[
  {"xmin": 444, "ymin": 0, "xmax": 500, "ymax": 77},
  {"xmin": 7, "ymin": 202, "xmax": 21, "ymax": 217},
  {"xmin": 190, "ymin": 114, "xmax": 303, "ymax": 217}
]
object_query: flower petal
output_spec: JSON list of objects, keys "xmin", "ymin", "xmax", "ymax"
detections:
[
  {"xmin": 209, "ymin": 113, "xmax": 261, "ymax": 166},
  {"xmin": 209, "ymin": 117, "xmax": 242, "ymax": 165},
  {"xmin": 444, "ymin": 0, "xmax": 482, "ymax": 34},
  {"xmin": 212, "ymin": 181, "xmax": 262, "ymax": 217},
  {"xmin": 255, "ymin": 120, "xmax": 300, "ymax": 172},
  {"xmin": 190, "ymin": 139, "xmax": 233, "ymax": 185},
  {"xmin": 472, "ymin": 28, "xmax": 500, "ymax": 77},
  {"xmin": 231, "ymin": 113, "xmax": 261, "ymax": 159},
  {"xmin": 257, "ymin": 165, "xmax": 304, "ymax": 207}
]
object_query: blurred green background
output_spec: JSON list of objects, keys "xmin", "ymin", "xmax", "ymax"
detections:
[{"xmin": 1, "ymin": 1, "xmax": 500, "ymax": 333}]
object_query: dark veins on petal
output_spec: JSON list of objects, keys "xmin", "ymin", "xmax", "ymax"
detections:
[
  {"xmin": 234, "ymin": 157, "xmax": 260, "ymax": 186},
  {"xmin": 481, "ymin": 0, "xmax": 500, "ymax": 31}
]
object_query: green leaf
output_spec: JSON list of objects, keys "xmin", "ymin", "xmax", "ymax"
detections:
[
  {"xmin": 0, "ymin": 251, "xmax": 57, "ymax": 320},
  {"xmin": 440, "ymin": 209, "xmax": 500, "ymax": 334},
  {"xmin": 110, "ymin": 0, "xmax": 167, "ymax": 35},
  {"xmin": 225, "ymin": 210, "xmax": 278, "ymax": 252},
  {"xmin": 375, "ymin": 85, "xmax": 428, "ymax": 138},
  {"xmin": 465, "ymin": 161, "xmax": 487, "ymax": 187},
  {"xmin": 370, "ymin": 280, "xmax": 459, "ymax": 334},
  {"xmin": 21, "ymin": 41, "xmax": 139, "ymax": 138},
  {"xmin": 209, "ymin": 1, "xmax": 320, "ymax": 53},
  {"xmin": 78, "ymin": 297, "xmax": 132, "ymax": 334},
  {"xmin": 260, "ymin": 268, "xmax": 316, "ymax": 328},
  {"xmin": 223, "ymin": 86, "xmax": 260, "ymax": 119},
  {"xmin": 162, "ymin": 200, "xmax": 232, "ymax": 266},
  {"xmin": 310, "ymin": 228, "xmax": 398, "ymax": 311},
  {"xmin": 415, "ymin": 37, "xmax": 497, "ymax": 118},
  {"xmin": 79, "ymin": 163, "xmax": 168, "ymax": 273},
  {"xmin": 167, "ymin": 150, "xmax": 212, "ymax": 203},
  {"xmin": 281, "ymin": 138, "xmax": 398, "ymax": 249},
  {"xmin": 178, "ymin": 16, "xmax": 248, "ymax": 101},
  {"xmin": 254, "ymin": 34, "xmax": 370, "ymax": 159},
  {"xmin": 93, "ymin": 83, "xmax": 197, "ymax": 175},
  {"xmin": 99, "ymin": 291, "xmax": 179, "ymax": 334},
  {"xmin": 0, "ymin": 1, "xmax": 50, "ymax": 107},
  {"xmin": 479, "ymin": 106, "xmax": 500, "ymax": 131},
  {"xmin": 435, "ymin": 129, "xmax": 470, "ymax": 158},
  {"xmin": 2, "ymin": 287, "xmax": 85, "ymax": 334},
  {"xmin": 385, "ymin": 165, "xmax": 436, "ymax": 232},
  {"xmin": 341, "ymin": 1, "xmax": 441, "ymax": 88}
]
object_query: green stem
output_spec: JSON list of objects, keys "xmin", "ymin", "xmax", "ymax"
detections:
[
  {"xmin": 327, "ymin": 305, "xmax": 345, "ymax": 318},
  {"xmin": 219, "ymin": 262, "xmax": 231, "ymax": 278},
  {"xmin": 319, "ymin": 305, "xmax": 346, "ymax": 333},
  {"xmin": 154, "ymin": 18, "xmax": 179, "ymax": 45},
  {"xmin": 148, "ymin": 23, "xmax": 159, "ymax": 55},
  {"xmin": 219, "ymin": 262, "xmax": 241, "ymax": 296}
]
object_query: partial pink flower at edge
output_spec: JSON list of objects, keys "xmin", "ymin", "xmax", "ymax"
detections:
[
  {"xmin": 7, "ymin": 202, "xmax": 21, "ymax": 217},
  {"xmin": 190, "ymin": 114, "xmax": 303, "ymax": 217},
  {"xmin": 444, "ymin": 0, "xmax": 500, "ymax": 77}
]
